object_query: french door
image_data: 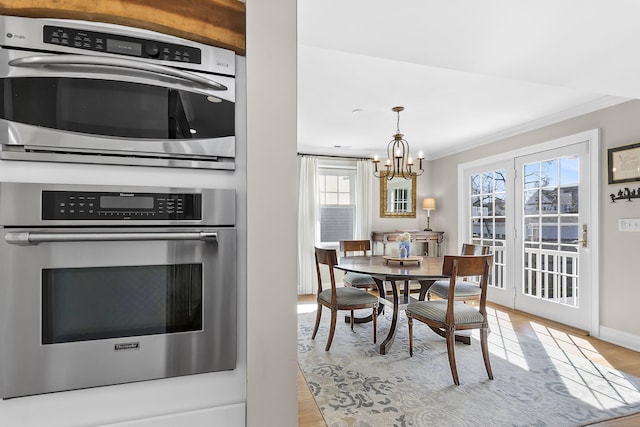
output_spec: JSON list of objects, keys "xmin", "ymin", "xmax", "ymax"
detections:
[
  {"xmin": 514, "ymin": 142, "xmax": 592, "ymax": 330},
  {"xmin": 460, "ymin": 130, "xmax": 599, "ymax": 332}
]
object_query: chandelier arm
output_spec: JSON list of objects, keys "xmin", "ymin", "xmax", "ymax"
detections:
[{"xmin": 372, "ymin": 106, "xmax": 424, "ymax": 181}]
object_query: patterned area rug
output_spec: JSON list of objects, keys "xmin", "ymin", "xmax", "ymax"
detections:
[{"xmin": 297, "ymin": 307, "xmax": 640, "ymax": 427}]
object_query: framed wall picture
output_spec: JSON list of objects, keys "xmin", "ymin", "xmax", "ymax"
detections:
[{"xmin": 608, "ymin": 142, "xmax": 640, "ymax": 184}]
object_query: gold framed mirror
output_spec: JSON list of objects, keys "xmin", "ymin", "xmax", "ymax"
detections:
[{"xmin": 380, "ymin": 172, "xmax": 417, "ymax": 217}]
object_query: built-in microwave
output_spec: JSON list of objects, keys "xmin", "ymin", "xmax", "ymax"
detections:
[{"xmin": 0, "ymin": 15, "xmax": 236, "ymax": 170}]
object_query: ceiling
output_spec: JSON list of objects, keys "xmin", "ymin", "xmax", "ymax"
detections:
[{"xmin": 297, "ymin": 0, "xmax": 640, "ymax": 160}]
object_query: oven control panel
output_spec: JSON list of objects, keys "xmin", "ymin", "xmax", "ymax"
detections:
[
  {"xmin": 43, "ymin": 25, "xmax": 202, "ymax": 64},
  {"xmin": 42, "ymin": 191, "xmax": 202, "ymax": 220}
]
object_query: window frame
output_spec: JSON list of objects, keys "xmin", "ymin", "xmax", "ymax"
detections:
[{"xmin": 317, "ymin": 162, "xmax": 357, "ymax": 244}]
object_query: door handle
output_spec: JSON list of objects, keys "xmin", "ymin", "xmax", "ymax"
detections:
[
  {"xmin": 5, "ymin": 231, "xmax": 218, "ymax": 246},
  {"xmin": 572, "ymin": 224, "xmax": 587, "ymax": 248},
  {"xmin": 9, "ymin": 55, "xmax": 227, "ymax": 91}
]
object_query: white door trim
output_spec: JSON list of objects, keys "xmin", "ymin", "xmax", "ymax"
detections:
[{"xmin": 457, "ymin": 129, "xmax": 600, "ymax": 336}]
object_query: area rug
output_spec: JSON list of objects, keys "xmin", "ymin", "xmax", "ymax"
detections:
[{"xmin": 297, "ymin": 307, "xmax": 640, "ymax": 427}]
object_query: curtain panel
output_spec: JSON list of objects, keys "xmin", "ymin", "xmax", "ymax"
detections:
[{"xmin": 297, "ymin": 156, "xmax": 319, "ymax": 295}]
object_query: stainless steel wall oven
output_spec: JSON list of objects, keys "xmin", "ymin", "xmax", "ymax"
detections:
[
  {"xmin": 0, "ymin": 183, "xmax": 237, "ymax": 399},
  {"xmin": 0, "ymin": 15, "xmax": 236, "ymax": 169}
]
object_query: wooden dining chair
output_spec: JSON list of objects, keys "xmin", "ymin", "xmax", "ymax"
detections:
[
  {"xmin": 407, "ymin": 254, "xmax": 494, "ymax": 385},
  {"xmin": 426, "ymin": 243, "xmax": 491, "ymax": 302},
  {"xmin": 339, "ymin": 240, "xmax": 377, "ymax": 291},
  {"xmin": 312, "ymin": 247, "xmax": 379, "ymax": 351}
]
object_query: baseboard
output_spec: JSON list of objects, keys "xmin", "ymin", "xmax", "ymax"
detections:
[
  {"xmin": 599, "ymin": 326, "xmax": 640, "ymax": 353},
  {"xmin": 101, "ymin": 403, "xmax": 246, "ymax": 427}
]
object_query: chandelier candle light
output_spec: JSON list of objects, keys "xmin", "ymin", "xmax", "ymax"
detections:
[
  {"xmin": 372, "ymin": 106, "xmax": 425, "ymax": 180},
  {"xmin": 422, "ymin": 197, "xmax": 436, "ymax": 231}
]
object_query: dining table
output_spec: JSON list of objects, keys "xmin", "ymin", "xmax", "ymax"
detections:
[{"xmin": 336, "ymin": 255, "xmax": 470, "ymax": 355}]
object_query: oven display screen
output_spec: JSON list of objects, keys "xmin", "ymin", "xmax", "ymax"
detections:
[
  {"xmin": 100, "ymin": 195, "xmax": 154, "ymax": 209},
  {"xmin": 106, "ymin": 38, "xmax": 142, "ymax": 56}
]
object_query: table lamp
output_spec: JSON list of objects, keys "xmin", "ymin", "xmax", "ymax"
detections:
[{"xmin": 422, "ymin": 197, "xmax": 436, "ymax": 231}]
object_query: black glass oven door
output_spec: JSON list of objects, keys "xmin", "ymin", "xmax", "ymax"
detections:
[
  {"xmin": 0, "ymin": 77, "xmax": 234, "ymax": 140},
  {"xmin": 41, "ymin": 263, "xmax": 203, "ymax": 344}
]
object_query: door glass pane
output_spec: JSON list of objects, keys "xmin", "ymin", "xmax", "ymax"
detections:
[
  {"xmin": 560, "ymin": 187, "xmax": 578, "ymax": 214},
  {"xmin": 540, "ymin": 188, "xmax": 558, "ymax": 214},
  {"xmin": 540, "ymin": 160, "xmax": 558, "ymax": 187},
  {"xmin": 482, "ymin": 173, "xmax": 493, "ymax": 193},
  {"xmin": 560, "ymin": 157, "xmax": 579, "ymax": 186},
  {"xmin": 481, "ymin": 219, "xmax": 494, "ymax": 239},
  {"xmin": 495, "ymin": 194, "xmax": 506, "ymax": 216},
  {"xmin": 541, "ymin": 217, "xmax": 558, "ymax": 245},
  {"xmin": 524, "ymin": 217, "xmax": 540, "ymax": 243},
  {"xmin": 471, "ymin": 175, "xmax": 481, "ymax": 195},
  {"xmin": 483, "ymin": 194, "xmax": 495, "ymax": 215},
  {"xmin": 524, "ymin": 163, "xmax": 539, "ymax": 189},
  {"xmin": 495, "ymin": 171, "xmax": 506, "ymax": 192},
  {"xmin": 42, "ymin": 264, "xmax": 203, "ymax": 344},
  {"xmin": 471, "ymin": 195, "xmax": 481, "ymax": 216},
  {"xmin": 524, "ymin": 189, "xmax": 540, "ymax": 214}
]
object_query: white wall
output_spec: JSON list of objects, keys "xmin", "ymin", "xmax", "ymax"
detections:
[
  {"xmin": 371, "ymin": 165, "xmax": 445, "ymax": 254},
  {"xmin": 426, "ymin": 100, "xmax": 640, "ymax": 343},
  {"xmin": 245, "ymin": 0, "xmax": 298, "ymax": 426}
]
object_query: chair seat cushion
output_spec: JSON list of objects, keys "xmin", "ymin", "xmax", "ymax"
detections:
[
  {"xmin": 343, "ymin": 272, "xmax": 376, "ymax": 287},
  {"xmin": 319, "ymin": 286, "xmax": 378, "ymax": 306},
  {"xmin": 406, "ymin": 300, "xmax": 483, "ymax": 325},
  {"xmin": 428, "ymin": 279, "xmax": 481, "ymax": 299}
]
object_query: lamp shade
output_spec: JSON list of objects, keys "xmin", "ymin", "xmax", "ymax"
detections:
[{"xmin": 422, "ymin": 197, "xmax": 436, "ymax": 210}]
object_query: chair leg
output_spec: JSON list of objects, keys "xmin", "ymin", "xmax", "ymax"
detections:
[
  {"xmin": 350, "ymin": 310, "xmax": 355, "ymax": 330},
  {"xmin": 372, "ymin": 305, "xmax": 377, "ymax": 343},
  {"xmin": 480, "ymin": 327, "xmax": 494, "ymax": 380},
  {"xmin": 445, "ymin": 326, "xmax": 460, "ymax": 385},
  {"xmin": 311, "ymin": 303, "xmax": 322, "ymax": 340},
  {"xmin": 407, "ymin": 314, "xmax": 413, "ymax": 357},
  {"xmin": 325, "ymin": 309, "xmax": 337, "ymax": 351}
]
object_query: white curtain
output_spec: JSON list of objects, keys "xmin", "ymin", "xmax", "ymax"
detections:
[
  {"xmin": 297, "ymin": 156, "xmax": 319, "ymax": 295},
  {"xmin": 355, "ymin": 160, "xmax": 373, "ymax": 240}
]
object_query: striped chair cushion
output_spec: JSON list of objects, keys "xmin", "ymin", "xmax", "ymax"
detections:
[
  {"xmin": 343, "ymin": 272, "xmax": 376, "ymax": 287},
  {"xmin": 319, "ymin": 286, "xmax": 379, "ymax": 306},
  {"xmin": 406, "ymin": 300, "xmax": 484, "ymax": 325},
  {"xmin": 428, "ymin": 279, "xmax": 481, "ymax": 299}
]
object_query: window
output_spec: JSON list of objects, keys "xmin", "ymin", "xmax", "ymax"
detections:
[{"xmin": 318, "ymin": 165, "xmax": 356, "ymax": 243}]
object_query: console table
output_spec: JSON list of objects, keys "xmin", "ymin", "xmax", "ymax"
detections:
[{"xmin": 371, "ymin": 230, "xmax": 445, "ymax": 257}]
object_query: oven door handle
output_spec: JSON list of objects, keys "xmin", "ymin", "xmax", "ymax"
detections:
[
  {"xmin": 8, "ymin": 55, "xmax": 228, "ymax": 91},
  {"xmin": 5, "ymin": 231, "xmax": 218, "ymax": 245}
]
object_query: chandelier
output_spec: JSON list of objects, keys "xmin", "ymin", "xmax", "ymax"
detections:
[{"xmin": 372, "ymin": 106, "xmax": 424, "ymax": 180}]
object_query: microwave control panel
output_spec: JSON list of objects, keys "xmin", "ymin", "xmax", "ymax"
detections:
[
  {"xmin": 41, "ymin": 191, "xmax": 202, "ymax": 220},
  {"xmin": 42, "ymin": 25, "xmax": 202, "ymax": 64}
]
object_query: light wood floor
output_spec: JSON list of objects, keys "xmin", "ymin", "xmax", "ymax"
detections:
[{"xmin": 297, "ymin": 294, "xmax": 640, "ymax": 427}]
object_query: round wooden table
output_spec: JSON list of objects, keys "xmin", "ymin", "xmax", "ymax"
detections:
[{"xmin": 335, "ymin": 255, "xmax": 448, "ymax": 355}]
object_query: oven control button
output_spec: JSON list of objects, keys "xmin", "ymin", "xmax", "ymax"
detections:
[{"xmin": 145, "ymin": 43, "xmax": 159, "ymax": 57}]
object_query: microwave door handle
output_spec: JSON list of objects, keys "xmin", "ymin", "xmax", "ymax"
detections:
[
  {"xmin": 5, "ymin": 231, "xmax": 218, "ymax": 245},
  {"xmin": 8, "ymin": 55, "xmax": 228, "ymax": 91}
]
